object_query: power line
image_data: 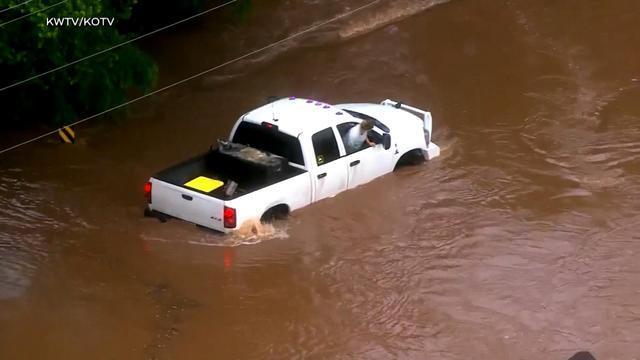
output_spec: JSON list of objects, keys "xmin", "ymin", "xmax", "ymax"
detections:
[
  {"xmin": 0, "ymin": 0, "xmax": 239, "ymax": 92},
  {"xmin": 0, "ymin": 0, "xmax": 67, "ymax": 27},
  {"xmin": 0, "ymin": 0, "xmax": 35, "ymax": 14},
  {"xmin": 0, "ymin": 0, "xmax": 383, "ymax": 156}
]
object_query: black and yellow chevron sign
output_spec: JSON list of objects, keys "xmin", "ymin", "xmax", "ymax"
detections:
[{"xmin": 57, "ymin": 126, "xmax": 76, "ymax": 144}]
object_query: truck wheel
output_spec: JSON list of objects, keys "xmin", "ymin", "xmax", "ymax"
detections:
[
  {"xmin": 394, "ymin": 149, "xmax": 425, "ymax": 170},
  {"xmin": 144, "ymin": 208, "xmax": 168, "ymax": 223},
  {"xmin": 261, "ymin": 204, "xmax": 289, "ymax": 223}
]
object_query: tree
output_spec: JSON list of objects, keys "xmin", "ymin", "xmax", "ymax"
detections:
[{"xmin": 0, "ymin": 0, "xmax": 157, "ymax": 127}]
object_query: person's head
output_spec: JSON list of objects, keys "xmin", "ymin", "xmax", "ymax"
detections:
[{"xmin": 360, "ymin": 119, "xmax": 374, "ymax": 132}]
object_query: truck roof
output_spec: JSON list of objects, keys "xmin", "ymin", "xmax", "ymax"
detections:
[{"xmin": 242, "ymin": 97, "xmax": 356, "ymax": 137}]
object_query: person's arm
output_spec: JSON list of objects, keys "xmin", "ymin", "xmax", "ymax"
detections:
[{"xmin": 365, "ymin": 135, "xmax": 376, "ymax": 147}]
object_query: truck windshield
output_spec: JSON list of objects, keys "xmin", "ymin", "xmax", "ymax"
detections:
[{"xmin": 232, "ymin": 121, "xmax": 305, "ymax": 166}]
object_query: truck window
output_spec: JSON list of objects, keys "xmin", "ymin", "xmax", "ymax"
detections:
[
  {"xmin": 232, "ymin": 121, "xmax": 305, "ymax": 166},
  {"xmin": 337, "ymin": 122, "xmax": 383, "ymax": 155},
  {"xmin": 312, "ymin": 128, "xmax": 340, "ymax": 166},
  {"xmin": 342, "ymin": 109, "xmax": 390, "ymax": 133}
]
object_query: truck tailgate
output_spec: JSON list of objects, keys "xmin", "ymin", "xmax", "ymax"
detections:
[{"xmin": 149, "ymin": 178, "xmax": 225, "ymax": 230}]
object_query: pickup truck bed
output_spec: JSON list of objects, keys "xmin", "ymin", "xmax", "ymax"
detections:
[{"xmin": 154, "ymin": 149, "xmax": 306, "ymax": 201}]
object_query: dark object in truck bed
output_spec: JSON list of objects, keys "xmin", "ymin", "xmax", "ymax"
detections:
[
  {"xmin": 154, "ymin": 149, "xmax": 306, "ymax": 200},
  {"xmin": 212, "ymin": 140, "xmax": 287, "ymax": 175}
]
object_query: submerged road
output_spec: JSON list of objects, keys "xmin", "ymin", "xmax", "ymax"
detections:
[{"xmin": 1, "ymin": 0, "xmax": 640, "ymax": 358}]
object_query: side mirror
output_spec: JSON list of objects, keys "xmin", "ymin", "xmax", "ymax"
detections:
[{"xmin": 382, "ymin": 133, "xmax": 391, "ymax": 150}]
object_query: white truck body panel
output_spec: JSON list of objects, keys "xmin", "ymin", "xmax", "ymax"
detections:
[
  {"xmin": 147, "ymin": 97, "xmax": 440, "ymax": 233},
  {"xmin": 343, "ymin": 144, "xmax": 395, "ymax": 189},
  {"xmin": 225, "ymin": 171, "xmax": 312, "ymax": 227}
]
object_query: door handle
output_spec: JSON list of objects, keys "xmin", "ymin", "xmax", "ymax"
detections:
[
  {"xmin": 181, "ymin": 194, "xmax": 193, "ymax": 201},
  {"xmin": 350, "ymin": 160, "xmax": 360, "ymax": 167},
  {"xmin": 317, "ymin": 172, "xmax": 327, "ymax": 179}
]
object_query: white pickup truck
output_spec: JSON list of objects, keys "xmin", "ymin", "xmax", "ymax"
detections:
[{"xmin": 144, "ymin": 97, "xmax": 440, "ymax": 233}]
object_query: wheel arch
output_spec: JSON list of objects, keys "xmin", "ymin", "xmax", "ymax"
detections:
[
  {"xmin": 393, "ymin": 148, "xmax": 425, "ymax": 170},
  {"xmin": 260, "ymin": 203, "xmax": 290, "ymax": 222}
]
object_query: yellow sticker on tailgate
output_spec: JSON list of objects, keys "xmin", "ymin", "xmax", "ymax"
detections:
[{"xmin": 184, "ymin": 176, "xmax": 224, "ymax": 193}]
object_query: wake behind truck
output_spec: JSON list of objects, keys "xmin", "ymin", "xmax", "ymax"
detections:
[{"xmin": 145, "ymin": 97, "xmax": 440, "ymax": 232}]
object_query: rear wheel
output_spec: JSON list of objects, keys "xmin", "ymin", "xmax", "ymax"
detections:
[{"xmin": 261, "ymin": 204, "xmax": 289, "ymax": 222}]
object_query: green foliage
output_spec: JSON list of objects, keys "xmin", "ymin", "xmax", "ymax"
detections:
[
  {"xmin": 0, "ymin": 0, "xmax": 157, "ymax": 127},
  {"xmin": 232, "ymin": 0, "xmax": 253, "ymax": 21}
]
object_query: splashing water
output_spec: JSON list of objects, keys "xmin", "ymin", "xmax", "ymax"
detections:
[
  {"xmin": 232, "ymin": 219, "xmax": 289, "ymax": 244},
  {"xmin": 175, "ymin": 219, "xmax": 289, "ymax": 247}
]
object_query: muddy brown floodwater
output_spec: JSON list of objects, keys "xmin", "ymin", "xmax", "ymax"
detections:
[{"xmin": 2, "ymin": 0, "xmax": 640, "ymax": 359}]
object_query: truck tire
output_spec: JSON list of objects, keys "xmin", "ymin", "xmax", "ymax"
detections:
[
  {"xmin": 261, "ymin": 204, "xmax": 289, "ymax": 222},
  {"xmin": 394, "ymin": 149, "xmax": 425, "ymax": 170}
]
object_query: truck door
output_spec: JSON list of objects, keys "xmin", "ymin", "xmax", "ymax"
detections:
[
  {"xmin": 311, "ymin": 127, "xmax": 348, "ymax": 202},
  {"xmin": 337, "ymin": 122, "xmax": 395, "ymax": 189}
]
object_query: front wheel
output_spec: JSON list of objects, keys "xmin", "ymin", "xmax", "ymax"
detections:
[{"xmin": 394, "ymin": 149, "xmax": 425, "ymax": 170}]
